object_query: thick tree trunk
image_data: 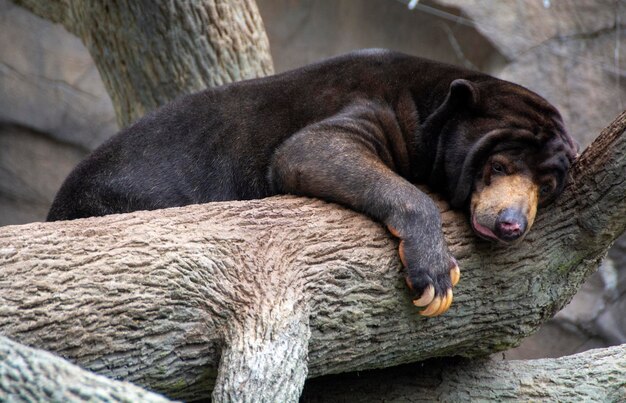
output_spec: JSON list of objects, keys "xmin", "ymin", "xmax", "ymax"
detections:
[
  {"xmin": 2, "ymin": 336, "xmax": 624, "ymax": 403},
  {"xmin": 1, "ymin": 111, "xmax": 624, "ymax": 401},
  {"xmin": 10, "ymin": 0, "xmax": 274, "ymax": 127}
]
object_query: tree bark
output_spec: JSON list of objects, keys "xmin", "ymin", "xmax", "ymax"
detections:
[
  {"xmin": 211, "ymin": 305, "xmax": 310, "ymax": 402},
  {"xmin": 2, "ymin": 336, "xmax": 624, "ymax": 403},
  {"xmin": 9, "ymin": 0, "xmax": 274, "ymax": 127},
  {"xmin": 0, "ymin": 336, "xmax": 173, "ymax": 403},
  {"xmin": 0, "ymin": 110, "xmax": 624, "ymax": 401},
  {"xmin": 301, "ymin": 343, "xmax": 626, "ymax": 402}
]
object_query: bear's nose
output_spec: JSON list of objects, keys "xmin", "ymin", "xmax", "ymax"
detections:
[{"xmin": 495, "ymin": 208, "xmax": 527, "ymax": 241}]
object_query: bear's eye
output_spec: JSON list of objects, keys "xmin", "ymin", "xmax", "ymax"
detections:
[
  {"xmin": 539, "ymin": 183, "xmax": 553, "ymax": 197},
  {"xmin": 491, "ymin": 162, "xmax": 506, "ymax": 174}
]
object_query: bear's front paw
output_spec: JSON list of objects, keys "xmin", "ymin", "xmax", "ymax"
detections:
[
  {"xmin": 404, "ymin": 256, "xmax": 460, "ymax": 317},
  {"xmin": 389, "ymin": 225, "xmax": 460, "ymax": 317}
]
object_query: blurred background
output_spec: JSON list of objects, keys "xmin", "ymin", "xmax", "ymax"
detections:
[{"xmin": 1, "ymin": 0, "xmax": 624, "ymax": 360}]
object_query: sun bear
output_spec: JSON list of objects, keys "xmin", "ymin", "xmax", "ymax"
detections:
[{"xmin": 47, "ymin": 49, "xmax": 577, "ymax": 317}]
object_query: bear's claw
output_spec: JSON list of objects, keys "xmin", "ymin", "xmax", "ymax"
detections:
[
  {"xmin": 398, "ymin": 240, "xmax": 408, "ymax": 268},
  {"xmin": 420, "ymin": 288, "xmax": 453, "ymax": 317},
  {"xmin": 412, "ymin": 284, "xmax": 435, "ymax": 307},
  {"xmin": 450, "ymin": 259, "xmax": 461, "ymax": 286},
  {"xmin": 418, "ymin": 293, "xmax": 442, "ymax": 315},
  {"xmin": 417, "ymin": 264, "xmax": 457, "ymax": 317},
  {"xmin": 388, "ymin": 224, "xmax": 460, "ymax": 317}
]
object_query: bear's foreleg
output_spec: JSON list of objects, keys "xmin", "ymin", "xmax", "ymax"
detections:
[{"xmin": 268, "ymin": 110, "xmax": 460, "ymax": 316}]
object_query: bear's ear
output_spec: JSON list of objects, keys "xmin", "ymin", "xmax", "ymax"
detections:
[
  {"xmin": 448, "ymin": 79, "xmax": 480, "ymax": 107},
  {"xmin": 421, "ymin": 79, "xmax": 480, "ymax": 135}
]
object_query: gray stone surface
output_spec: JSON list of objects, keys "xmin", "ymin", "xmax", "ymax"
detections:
[
  {"xmin": 436, "ymin": 0, "xmax": 619, "ymax": 59},
  {"xmin": 498, "ymin": 25, "xmax": 626, "ymax": 148},
  {"xmin": 258, "ymin": 0, "xmax": 506, "ymax": 73},
  {"xmin": 0, "ymin": 123, "xmax": 86, "ymax": 225},
  {"xmin": 0, "ymin": 0, "xmax": 117, "ymax": 150},
  {"xmin": 435, "ymin": 0, "xmax": 626, "ymax": 147}
]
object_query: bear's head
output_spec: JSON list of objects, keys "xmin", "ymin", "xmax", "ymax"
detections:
[{"xmin": 426, "ymin": 78, "xmax": 578, "ymax": 244}]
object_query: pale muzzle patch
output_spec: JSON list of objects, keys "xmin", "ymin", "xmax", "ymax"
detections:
[{"xmin": 471, "ymin": 174, "xmax": 539, "ymax": 243}]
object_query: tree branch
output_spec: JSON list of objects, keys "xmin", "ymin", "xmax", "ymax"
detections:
[
  {"xmin": 3, "ymin": 334, "xmax": 624, "ymax": 402},
  {"xmin": 10, "ymin": 0, "xmax": 274, "ymax": 127},
  {"xmin": 302, "ymin": 343, "xmax": 626, "ymax": 401},
  {"xmin": 0, "ymin": 337, "xmax": 626, "ymax": 403},
  {"xmin": 1, "ymin": 111, "xmax": 624, "ymax": 401},
  {"xmin": 0, "ymin": 336, "xmax": 173, "ymax": 402},
  {"xmin": 6, "ymin": 1, "xmax": 625, "ymax": 401}
]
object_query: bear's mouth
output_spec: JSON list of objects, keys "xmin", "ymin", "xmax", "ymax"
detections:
[
  {"xmin": 471, "ymin": 215, "xmax": 501, "ymax": 243},
  {"xmin": 471, "ymin": 211, "xmax": 529, "ymax": 245}
]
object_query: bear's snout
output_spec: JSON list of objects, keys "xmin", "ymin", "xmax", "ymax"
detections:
[{"xmin": 495, "ymin": 208, "xmax": 527, "ymax": 241}]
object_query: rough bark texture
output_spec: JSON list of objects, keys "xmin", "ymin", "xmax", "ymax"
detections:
[
  {"xmin": 3, "ymin": 336, "xmax": 624, "ymax": 403},
  {"xmin": 10, "ymin": 0, "xmax": 274, "ymax": 127},
  {"xmin": 211, "ymin": 305, "xmax": 310, "ymax": 402},
  {"xmin": 302, "ymin": 344, "xmax": 626, "ymax": 402},
  {"xmin": 0, "ymin": 111, "xmax": 624, "ymax": 401},
  {"xmin": 0, "ymin": 336, "xmax": 174, "ymax": 402}
]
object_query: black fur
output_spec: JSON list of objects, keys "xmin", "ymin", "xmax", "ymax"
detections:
[{"xmin": 48, "ymin": 49, "xmax": 576, "ymax": 302}]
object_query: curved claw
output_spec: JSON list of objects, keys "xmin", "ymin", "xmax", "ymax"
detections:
[
  {"xmin": 412, "ymin": 284, "xmax": 435, "ymax": 307},
  {"xmin": 421, "ymin": 289, "xmax": 454, "ymax": 317},
  {"xmin": 446, "ymin": 289, "xmax": 454, "ymax": 311},
  {"xmin": 398, "ymin": 240, "xmax": 407, "ymax": 268},
  {"xmin": 387, "ymin": 224, "xmax": 401, "ymax": 238},
  {"xmin": 450, "ymin": 263, "xmax": 461, "ymax": 287},
  {"xmin": 419, "ymin": 294, "xmax": 442, "ymax": 316},
  {"xmin": 436, "ymin": 288, "xmax": 453, "ymax": 316},
  {"xmin": 430, "ymin": 292, "xmax": 448, "ymax": 317}
]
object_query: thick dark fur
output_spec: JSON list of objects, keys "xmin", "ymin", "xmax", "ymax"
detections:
[{"xmin": 48, "ymin": 49, "xmax": 577, "ymax": 307}]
